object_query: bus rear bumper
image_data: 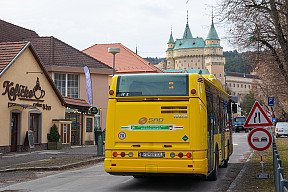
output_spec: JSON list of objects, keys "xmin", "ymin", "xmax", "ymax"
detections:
[{"xmin": 104, "ymin": 158, "xmax": 208, "ymax": 176}]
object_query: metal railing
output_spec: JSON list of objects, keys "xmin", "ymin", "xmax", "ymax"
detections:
[{"xmin": 273, "ymin": 136, "xmax": 288, "ymax": 192}]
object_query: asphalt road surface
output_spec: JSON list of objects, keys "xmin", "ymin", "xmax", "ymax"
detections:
[{"xmin": 0, "ymin": 133, "xmax": 251, "ymax": 192}]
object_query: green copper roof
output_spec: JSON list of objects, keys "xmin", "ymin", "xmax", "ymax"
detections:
[
  {"xmin": 205, "ymin": 44, "xmax": 222, "ymax": 48},
  {"xmin": 173, "ymin": 38, "xmax": 205, "ymax": 50},
  {"xmin": 168, "ymin": 31, "xmax": 174, "ymax": 43},
  {"xmin": 206, "ymin": 21, "xmax": 219, "ymax": 40},
  {"xmin": 182, "ymin": 23, "xmax": 193, "ymax": 39},
  {"xmin": 164, "ymin": 69, "xmax": 210, "ymax": 74}
]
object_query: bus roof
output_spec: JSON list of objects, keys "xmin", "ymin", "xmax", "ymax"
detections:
[{"xmin": 202, "ymin": 74, "xmax": 229, "ymax": 97}]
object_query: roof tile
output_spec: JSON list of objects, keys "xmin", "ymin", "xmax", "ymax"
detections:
[
  {"xmin": 0, "ymin": 41, "xmax": 27, "ymax": 73},
  {"xmin": 83, "ymin": 43, "xmax": 162, "ymax": 73},
  {"xmin": 0, "ymin": 20, "xmax": 39, "ymax": 42},
  {"xmin": 27, "ymin": 37, "xmax": 112, "ymax": 70}
]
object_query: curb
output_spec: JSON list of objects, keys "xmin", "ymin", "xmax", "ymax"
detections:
[
  {"xmin": 0, "ymin": 156, "xmax": 104, "ymax": 173},
  {"xmin": 227, "ymin": 151, "xmax": 254, "ymax": 191}
]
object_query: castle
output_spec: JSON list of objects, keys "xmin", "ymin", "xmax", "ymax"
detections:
[{"xmin": 164, "ymin": 14, "xmax": 225, "ymax": 85}]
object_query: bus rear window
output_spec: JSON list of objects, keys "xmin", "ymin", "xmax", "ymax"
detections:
[{"xmin": 116, "ymin": 74, "xmax": 189, "ymax": 97}]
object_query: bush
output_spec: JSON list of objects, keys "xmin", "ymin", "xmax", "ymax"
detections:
[{"xmin": 47, "ymin": 124, "xmax": 60, "ymax": 142}]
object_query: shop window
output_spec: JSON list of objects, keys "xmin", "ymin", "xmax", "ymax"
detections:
[
  {"xmin": 86, "ymin": 118, "xmax": 93, "ymax": 132},
  {"xmin": 54, "ymin": 73, "xmax": 79, "ymax": 98}
]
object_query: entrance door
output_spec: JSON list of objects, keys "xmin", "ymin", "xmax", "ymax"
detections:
[
  {"xmin": 11, "ymin": 113, "xmax": 19, "ymax": 152},
  {"xmin": 30, "ymin": 113, "xmax": 40, "ymax": 144}
]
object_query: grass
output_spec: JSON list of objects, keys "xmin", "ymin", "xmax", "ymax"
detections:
[{"xmin": 233, "ymin": 138, "xmax": 288, "ymax": 192}]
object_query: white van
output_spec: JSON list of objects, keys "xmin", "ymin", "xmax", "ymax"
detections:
[{"xmin": 276, "ymin": 122, "xmax": 288, "ymax": 138}]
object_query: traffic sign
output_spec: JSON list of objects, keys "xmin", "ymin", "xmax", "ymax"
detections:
[
  {"xmin": 266, "ymin": 110, "xmax": 273, "ymax": 119},
  {"xmin": 244, "ymin": 101, "xmax": 273, "ymax": 128},
  {"xmin": 268, "ymin": 97, "xmax": 274, "ymax": 106},
  {"xmin": 247, "ymin": 128, "xmax": 272, "ymax": 151}
]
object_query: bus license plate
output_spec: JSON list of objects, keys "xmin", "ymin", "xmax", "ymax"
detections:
[{"xmin": 141, "ymin": 152, "xmax": 163, "ymax": 158}]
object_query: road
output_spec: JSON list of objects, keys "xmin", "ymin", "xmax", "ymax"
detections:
[{"xmin": 0, "ymin": 133, "xmax": 251, "ymax": 192}]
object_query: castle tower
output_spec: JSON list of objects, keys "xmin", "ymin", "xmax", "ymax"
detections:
[
  {"xmin": 166, "ymin": 27, "xmax": 175, "ymax": 69},
  {"xmin": 204, "ymin": 17, "xmax": 225, "ymax": 84}
]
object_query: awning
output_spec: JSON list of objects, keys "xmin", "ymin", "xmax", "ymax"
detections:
[
  {"xmin": 8, "ymin": 102, "xmax": 38, "ymax": 110},
  {"xmin": 63, "ymin": 97, "xmax": 90, "ymax": 113}
]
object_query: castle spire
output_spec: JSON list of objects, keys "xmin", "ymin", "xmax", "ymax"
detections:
[
  {"xmin": 182, "ymin": 11, "xmax": 193, "ymax": 39},
  {"xmin": 168, "ymin": 26, "xmax": 174, "ymax": 43},
  {"xmin": 206, "ymin": 8, "xmax": 219, "ymax": 40}
]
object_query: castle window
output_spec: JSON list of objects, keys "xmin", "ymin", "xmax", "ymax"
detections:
[
  {"xmin": 184, "ymin": 60, "xmax": 186, "ymax": 63},
  {"xmin": 198, "ymin": 60, "xmax": 200, "ymax": 62},
  {"xmin": 237, "ymin": 84, "xmax": 239, "ymax": 88},
  {"xmin": 248, "ymin": 85, "xmax": 251, "ymax": 89},
  {"xmin": 229, "ymin": 83, "xmax": 231, "ymax": 87},
  {"xmin": 219, "ymin": 74, "xmax": 222, "ymax": 78},
  {"xmin": 191, "ymin": 60, "xmax": 193, "ymax": 62},
  {"xmin": 233, "ymin": 84, "xmax": 235, "ymax": 87},
  {"xmin": 241, "ymin": 84, "xmax": 243, "ymax": 88},
  {"xmin": 179, "ymin": 61, "xmax": 181, "ymax": 64},
  {"xmin": 245, "ymin": 85, "xmax": 247, "ymax": 88}
]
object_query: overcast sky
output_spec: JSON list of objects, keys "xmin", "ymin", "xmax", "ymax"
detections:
[{"xmin": 1, "ymin": 0, "xmax": 234, "ymax": 58}]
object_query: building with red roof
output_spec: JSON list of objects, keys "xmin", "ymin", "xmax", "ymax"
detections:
[{"xmin": 83, "ymin": 43, "xmax": 162, "ymax": 74}]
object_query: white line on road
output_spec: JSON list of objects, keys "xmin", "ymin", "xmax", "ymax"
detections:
[{"xmin": 121, "ymin": 178, "xmax": 134, "ymax": 184}]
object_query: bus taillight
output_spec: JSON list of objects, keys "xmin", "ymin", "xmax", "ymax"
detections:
[
  {"xmin": 186, "ymin": 153, "xmax": 192, "ymax": 158},
  {"xmin": 178, "ymin": 152, "xmax": 184, "ymax": 158},
  {"xmin": 191, "ymin": 89, "xmax": 197, "ymax": 94},
  {"xmin": 120, "ymin": 152, "xmax": 126, "ymax": 157},
  {"xmin": 113, "ymin": 152, "xmax": 118, "ymax": 157},
  {"xmin": 109, "ymin": 90, "xmax": 114, "ymax": 95}
]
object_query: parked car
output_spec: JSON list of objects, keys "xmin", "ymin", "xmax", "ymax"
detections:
[
  {"xmin": 276, "ymin": 122, "xmax": 288, "ymax": 138},
  {"xmin": 233, "ymin": 116, "xmax": 247, "ymax": 133}
]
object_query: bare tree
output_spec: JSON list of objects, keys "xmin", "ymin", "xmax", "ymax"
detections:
[{"xmin": 219, "ymin": 0, "xmax": 288, "ymax": 120}]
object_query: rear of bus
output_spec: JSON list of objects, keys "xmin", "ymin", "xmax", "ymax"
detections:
[{"xmin": 104, "ymin": 73, "xmax": 208, "ymax": 176}]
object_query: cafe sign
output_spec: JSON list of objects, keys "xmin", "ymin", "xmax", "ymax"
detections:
[
  {"xmin": 2, "ymin": 77, "xmax": 45, "ymax": 101},
  {"xmin": 2, "ymin": 77, "xmax": 52, "ymax": 110}
]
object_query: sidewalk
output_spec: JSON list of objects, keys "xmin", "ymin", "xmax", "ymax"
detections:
[{"xmin": 0, "ymin": 145, "xmax": 104, "ymax": 172}]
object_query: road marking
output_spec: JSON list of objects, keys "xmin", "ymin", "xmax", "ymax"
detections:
[{"xmin": 121, "ymin": 178, "xmax": 133, "ymax": 184}]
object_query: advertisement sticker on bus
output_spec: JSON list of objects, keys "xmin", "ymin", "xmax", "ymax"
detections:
[{"xmin": 121, "ymin": 125, "xmax": 183, "ymax": 131}]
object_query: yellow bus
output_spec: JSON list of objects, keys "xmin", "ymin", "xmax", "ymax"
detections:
[{"xmin": 104, "ymin": 73, "xmax": 233, "ymax": 180}]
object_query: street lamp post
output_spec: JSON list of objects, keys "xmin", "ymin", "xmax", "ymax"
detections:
[{"xmin": 108, "ymin": 48, "xmax": 120, "ymax": 76}]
